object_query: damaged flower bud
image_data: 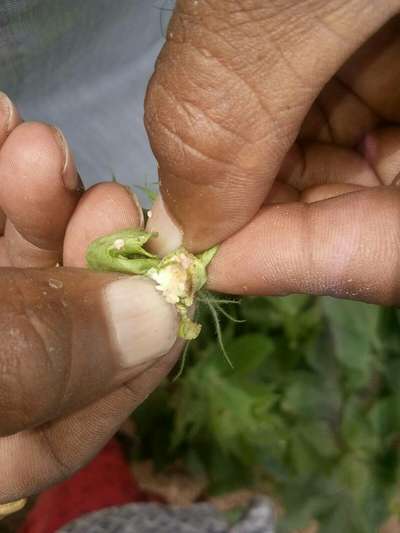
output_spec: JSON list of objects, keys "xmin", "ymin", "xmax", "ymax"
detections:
[{"xmin": 86, "ymin": 229, "xmax": 217, "ymax": 340}]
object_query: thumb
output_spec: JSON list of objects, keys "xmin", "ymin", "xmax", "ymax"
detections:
[
  {"xmin": 145, "ymin": 0, "xmax": 399, "ymax": 253},
  {"xmin": 0, "ymin": 268, "xmax": 178, "ymax": 436}
]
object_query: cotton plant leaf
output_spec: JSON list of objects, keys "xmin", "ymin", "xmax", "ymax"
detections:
[
  {"xmin": 212, "ymin": 334, "xmax": 273, "ymax": 376},
  {"xmin": 321, "ymin": 298, "xmax": 382, "ymax": 371},
  {"xmin": 132, "ymin": 285, "xmax": 400, "ymax": 533}
]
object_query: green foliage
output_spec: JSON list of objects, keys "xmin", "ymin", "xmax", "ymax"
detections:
[{"xmin": 133, "ymin": 295, "xmax": 400, "ymax": 532}]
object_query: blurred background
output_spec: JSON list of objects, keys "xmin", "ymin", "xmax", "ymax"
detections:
[
  {"xmin": 1, "ymin": 1, "xmax": 400, "ymax": 532},
  {"xmin": 131, "ymin": 294, "xmax": 400, "ymax": 533},
  {"xmin": 1, "ymin": 0, "xmax": 173, "ymax": 206}
]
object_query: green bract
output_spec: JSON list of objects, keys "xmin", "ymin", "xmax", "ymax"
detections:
[{"xmin": 86, "ymin": 228, "xmax": 218, "ymax": 340}]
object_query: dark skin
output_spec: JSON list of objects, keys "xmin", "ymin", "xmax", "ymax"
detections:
[
  {"xmin": 0, "ymin": 114, "xmax": 181, "ymax": 503},
  {"xmin": 146, "ymin": 1, "xmax": 400, "ymax": 305},
  {"xmin": 1, "ymin": 0, "xmax": 400, "ymax": 504}
]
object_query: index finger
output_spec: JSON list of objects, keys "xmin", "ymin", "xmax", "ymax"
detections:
[{"xmin": 145, "ymin": 0, "xmax": 399, "ymax": 253}]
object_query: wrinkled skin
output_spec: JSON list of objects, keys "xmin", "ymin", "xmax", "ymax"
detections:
[
  {"xmin": 0, "ymin": 114, "xmax": 181, "ymax": 503},
  {"xmin": 1, "ymin": 0, "xmax": 400, "ymax": 506},
  {"xmin": 145, "ymin": 0, "xmax": 400, "ymax": 305}
]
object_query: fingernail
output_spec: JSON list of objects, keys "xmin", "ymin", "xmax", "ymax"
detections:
[
  {"xmin": 103, "ymin": 276, "xmax": 179, "ymax": 367},
  {"xmin": 146, "ymin": 195, "xmax": 183, "ymax": 256},
  {"xmin": 124, "ymin": 186, "xmax": 144, "ymax": 228},
  {"xmin": 0, "ymin": 92, "xmax": 20, "ymax": 134},
  {"xmin": 53, "ymin": 126, "xmax": 80, "ymax": 191}
]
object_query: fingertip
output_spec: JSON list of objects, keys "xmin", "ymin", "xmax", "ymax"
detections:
[
  {"xmin": 52, "ymin": 126, "xmax": 82, "ymax": 192},
  {"xmin": 0, "ymin": 92, "xmax": 22, "ymax": 144},
  {"xmin": 0, "ymin": 122, "xmax": 78, "ymax": 196},
  {"xmin": 0, "ymin": 267, "xmax": 180, "ymax": 438},
  {"xmin": 63, "ymin": 182, "xmax": 145, "ymax": 267},
  {"xmin": 103, "ymin": 276, "xmax": 179, "ymax": 368},
  {"xmin": 0, "ymin": 122, "xmax": 81, "ymax": 261}
]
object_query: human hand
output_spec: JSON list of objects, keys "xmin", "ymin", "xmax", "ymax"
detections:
[
  {"xmin": 0, "ymin": 93, "xmax": 180, "ymax": 503},
  {"xmin": 145, "ymin": 0, "xmax": 400, "ymax": 305}
]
